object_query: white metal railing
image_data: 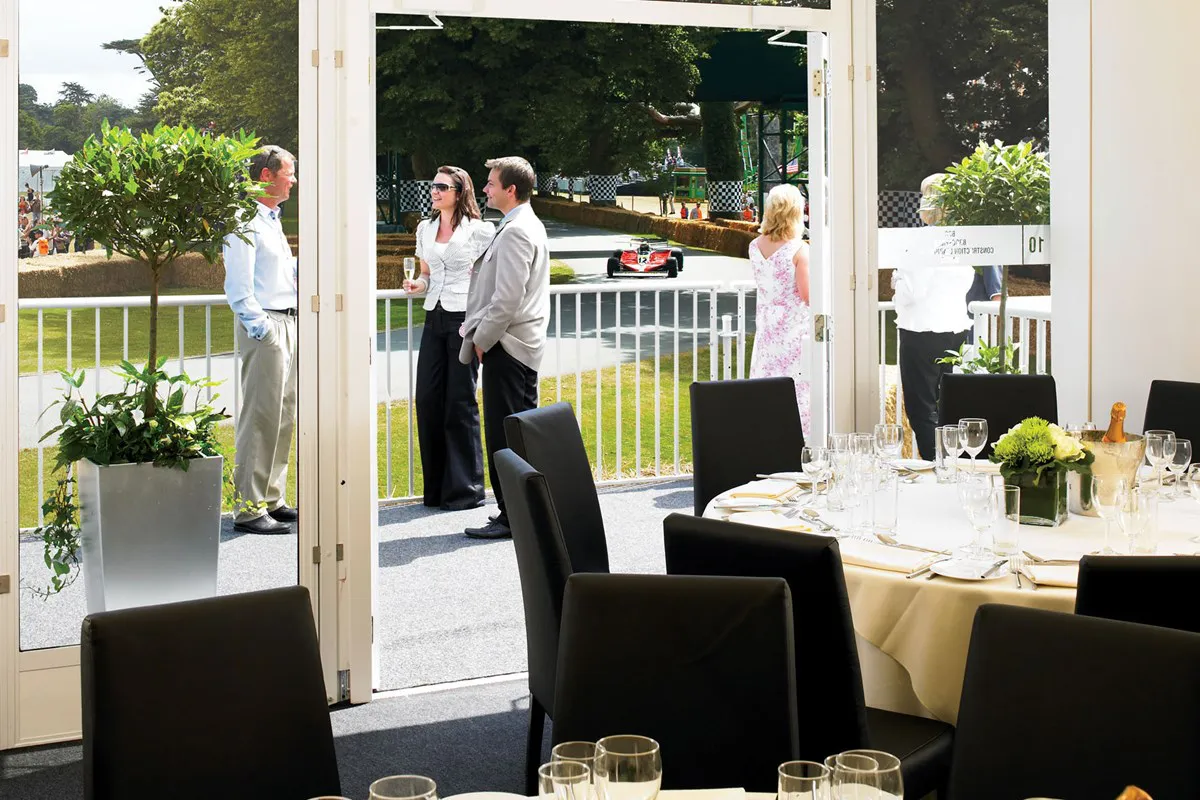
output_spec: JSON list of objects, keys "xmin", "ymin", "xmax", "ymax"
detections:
[{"xmin": 17, "ymin": 289, "xmax": 1051, "ymax": 517}]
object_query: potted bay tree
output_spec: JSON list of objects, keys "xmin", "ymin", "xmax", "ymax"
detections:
[{"xmin": 35, "ymin": 122, "xmax": 263, "ymax": 611}]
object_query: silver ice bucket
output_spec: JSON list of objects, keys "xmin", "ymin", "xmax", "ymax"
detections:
[{"xmin": 1068, "ymin": 431, "xmax": 1145, "ymax": 517}]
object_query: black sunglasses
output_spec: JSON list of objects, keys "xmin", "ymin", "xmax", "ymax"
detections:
[{"xmin": 430, "ymin": 182, "xmax": 458, "ymax": 193}]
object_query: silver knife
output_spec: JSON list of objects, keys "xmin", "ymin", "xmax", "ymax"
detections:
[{"xmin": 981, "ymin": 559, "xmax": 1008, "ymax": 579}]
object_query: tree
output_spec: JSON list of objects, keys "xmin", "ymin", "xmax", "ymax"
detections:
[
  {"xmin": 699, "ymin": 102, "xmax": 743, "ymax": 219},
  {"xmin": 58, "ymin": 82, "xmax": 95, "ymax": 107}
]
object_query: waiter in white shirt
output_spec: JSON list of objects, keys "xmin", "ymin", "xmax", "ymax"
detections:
[
  {"xmin": 893, "ymin": 173, "xmax": 974, "ymax": 460},
  {"xmin": 223, "ymin": 145, "xmax": 299, "ymax": 535}
]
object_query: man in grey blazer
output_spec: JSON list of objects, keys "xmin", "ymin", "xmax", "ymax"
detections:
[{"xmin": 459, "ymin": 156, "xmax": 550, "ymax": 539}]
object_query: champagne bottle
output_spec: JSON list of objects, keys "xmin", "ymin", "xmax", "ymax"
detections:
[{"xmin": 1102, "ymin": 402, "xmax": 1128, "ymax": 443}]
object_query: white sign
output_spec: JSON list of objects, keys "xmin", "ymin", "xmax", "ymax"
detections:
[{"xmin": 878, "ymin": 225, "xmax": 1051, "ymax": 268}]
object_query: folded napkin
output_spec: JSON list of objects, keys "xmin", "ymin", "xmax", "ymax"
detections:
[
  {"xmin": 1024, "ymin": 545, "xmax": 1086, "ymax": 564},
  {"xmin": 1022, "ymin": 563, "xmax": 1079, "ymax": 588},
  {"xmin": 728, "ymin": 479, "xmax": 799, "ymax": 501},
  {"xmin": 660, "ymin": 790, "xmax": 747, "ymax": 800},
  {"xmin": 838, "ymin": 539, "xmax": 937, "ymax": 573},
  {"xmin": 956, "ymin": 458, "xmax": 1001, "ymax": 474},
  {"xmin": 728, "ymin": 510, "xmax": 819, "ymax": 534}
]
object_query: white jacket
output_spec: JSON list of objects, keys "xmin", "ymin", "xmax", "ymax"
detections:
[
  {"xmin": 893, "ymin": 265, "xmax": 974, "ymax": 333},
  {"xmin": 415, "ymin": 215, "xmax": 495, "ymax": 312}
]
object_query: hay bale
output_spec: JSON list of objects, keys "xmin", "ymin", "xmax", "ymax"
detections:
[{"xmin": 884, "ymin": 382, "xmax": 917, "ymax": 459}]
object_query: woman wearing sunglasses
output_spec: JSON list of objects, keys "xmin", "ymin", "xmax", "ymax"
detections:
[{"xmin": 405, "ymin": 166, "xmax": 495, "ymax": 510}]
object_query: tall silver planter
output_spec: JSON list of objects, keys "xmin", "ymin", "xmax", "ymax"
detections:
[{"xmin": 78, "ymin": 455, "xmax": 223, "ymax": 613}]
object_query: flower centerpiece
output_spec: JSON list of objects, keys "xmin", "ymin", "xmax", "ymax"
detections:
[{"xmin": 989, "ymin": 417, "xmax": 1094, "ymax": 526}]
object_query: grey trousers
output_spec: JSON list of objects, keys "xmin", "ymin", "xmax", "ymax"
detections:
[{"xmin": 234, "ymin": 311, "xmax": 298, "ymax": 522}]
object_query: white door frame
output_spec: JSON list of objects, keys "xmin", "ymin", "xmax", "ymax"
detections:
[
  {"xmin": 331, "ymin": 0, "xmax": 878, "ymax": 700},
  {"xmin": 0, "ymin": 2, "xmax": 339, "ymax": 748}
]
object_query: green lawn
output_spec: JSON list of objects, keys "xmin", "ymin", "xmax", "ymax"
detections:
[{"xmin": 18, "ymin": 339, "xmax": 732, "ymax": 527}]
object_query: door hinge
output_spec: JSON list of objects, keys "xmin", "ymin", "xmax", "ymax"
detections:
[
  {"xmin": 334, "ymin": 50, "xmax": 345, "ymax": 68},
  {"xmin": 811, "ymin": 69, "xmax": 824, "ymax": 98},
  {"xmin": 0, "ymin": 574, "xmax": 10, "ymax": 594},
  {"xmin": 312, "ymin": 545, "xmax": 321, "ymax": 564},
  {"xmin": 848, "ymin": 63, "xmax": 855, "ymax": 81},
  {"xmin": 814, "ymin": 314, "xmax": 830, "ymax": 343},
  {"xmin": 311, "ymin": 49, "xmax": 319, "ymax": 67},
  {"xmin": 335, "ymin": 294, "xmax": 344, "ymax": 312},
  {"xmin": 337, "ymin": 669, "xmax": 350, "ymax": 701},
  {"xmin": 336, "ymin": 543, "xmax": 345, "ymax": 561},
  {"xmin": 311, "ymin": 295, "xmax": 320, "ymax": 313},
  {"xmin": 849, "ymin": 273, "xmax": 857, "ymax": 291},
  {"xmin": 0, "ymin": 40, "xmax": 9, "ymax": 58},
  {"xmin": 0, "ymin": 303, "xmax": 6, "ymax": 323}
]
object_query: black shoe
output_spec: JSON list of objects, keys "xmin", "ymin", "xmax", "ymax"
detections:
[
  {"xmin": 233, "ymin": 515, "xmax": 292, "ymax": 535},
  {"xmin": 268, "ymin": 505, "xmax": 299, "ymax": 523},
  {"xmin": 464, "ymin": 519, "xmax": 512, "ymax": 540},
  {"xmin": 442, "ymin": 497, "xmax": 486, "ymax": 511}
]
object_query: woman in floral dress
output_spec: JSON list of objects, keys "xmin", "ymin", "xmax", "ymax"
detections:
[{"xmin": 748, "ymin": 184, "xmax": 812, "ymax": 437}]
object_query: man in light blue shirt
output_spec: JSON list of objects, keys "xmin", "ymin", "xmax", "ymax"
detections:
[{"xmin": 223, "ymin": 145, "xmax": 299, "ymax": 535}]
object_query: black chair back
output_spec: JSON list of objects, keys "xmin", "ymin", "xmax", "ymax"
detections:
[
  {"xmin": 552, "ymin": 573, "xmax": 799, "ymax": 791},
  {"xmin": 948, "ymin": 604, "xmax": 1200, "ymax": 800},
  {"xmin": 690, "ymin": 377, "xmax": 805, "ymax": 515},
  {"xmin": 1143, "ymin": 379, "xmax": 1200, "ymax": 446},
  {"xmin": 663, "ymin": 513, "xmax": 868, "ymax": 756},
  {"xmin": 82, "ymin": 586, "xmax": 340, "ymax": 800},
  {"xmin": 505, "ymin": 402, "xmax": 609, "ymax": 573},
  {"xmin": 937, "ymin": 373, "xmax": 1058, "ymax": 449},
  {"xmin": 1075, "ymin": 554, "xmax": 1200, "ymax": 633}
]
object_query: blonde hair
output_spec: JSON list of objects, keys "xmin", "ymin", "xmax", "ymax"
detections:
[{"xmin": 759, "ymin": 184, "xmax": 806, "ymax": 241}]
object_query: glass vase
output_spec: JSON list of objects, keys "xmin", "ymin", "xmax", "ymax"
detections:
[{"xmin": 1006, "ymin": 468, "xmax": 1069, "ymax": 527}]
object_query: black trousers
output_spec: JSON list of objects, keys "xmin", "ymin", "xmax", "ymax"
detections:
[
  {"xmin": 898, "ymin": 328, "xmax": 969, "ymax": 461},
  {"xmin": 482, "ymin": 343, "xmax": 539, "ymax": 523},
  {"xmin": 415, "ymin": 305, "xmax": 485, "ymax": 509}
]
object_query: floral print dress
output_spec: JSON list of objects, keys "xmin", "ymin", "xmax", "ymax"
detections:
[{"xmin": 748, "ymin": 237, "xmax": 812, "ymax": 437}]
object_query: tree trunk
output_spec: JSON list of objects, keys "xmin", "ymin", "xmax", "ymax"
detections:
[{"xmin": 145, "ymin": 262, "xmax": 160, "ymax": 417}]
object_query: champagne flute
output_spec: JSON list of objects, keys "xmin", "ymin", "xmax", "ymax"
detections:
[
  {"xmin": 1092, "ymin": 474, "xmax": 1129, "ymax": 555},
  {"xmin": 801, "ymin": 446, "xmax": 831, "ymax": 506},
  {"xmin": 403, "ymin": 256, "xmax": 417, "ymax": 289},
  {"xmin": 1188, "ymin": 464, "xmax": 1200, "ymax": 543},
  {"xmin": 594, "ymin": 735, "xmax": 661, "ymax": 800},
  {"xmin": 873, "ymin": 423, "xmax": 902, "ymax": 463},
  {"xmin": 369, "ymin": 775, "xmax": 437, "ymax": 800},
  {"xmin": 1144, "ymin": 430, "xmax": 1176, "ymax": 496},
  {"xmin": 958, "ymin": 418, "xmax": 989, "ymax": 472},
  {"xmin": 1166, "ymin": 438, "xmax": 1192, "ymax": 500},
  {"xmin": 779, "ymin": 761, "xmax": 831, "ymax": 800}
]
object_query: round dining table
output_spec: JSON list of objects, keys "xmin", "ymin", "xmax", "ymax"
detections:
[{"xmin": 703, "ymin": 466, "xmax": 1200, "ymax": 725}]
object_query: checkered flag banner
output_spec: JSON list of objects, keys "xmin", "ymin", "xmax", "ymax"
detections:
[
  {"xmin": 708, "ymin": 180, "xmax": 744, "ymax": 214},
  {"xmin": 537, "ymin": 174, "xmax": 558, "ymax": 195},
  {"xmin": 878, "ymin": 189, "xmax": 922, "ymax": 228},
  {"xmin": 587, "ymin": 174, "xmax": 619, "ymax": 205},
  {"xmin": 396, "ymin": 180, "xmax": 433, "ymax": 213}
]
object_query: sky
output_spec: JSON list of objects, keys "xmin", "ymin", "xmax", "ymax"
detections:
[{"xmin": 18, "ymin": 0, "xmax": 168, "ymax": 108}]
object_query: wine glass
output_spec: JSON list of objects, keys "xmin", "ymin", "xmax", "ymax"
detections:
[
  {"xmin": 829, "ymin": 750, "xmax": 903, "ymax": 799},
  {"xmin": 957, "ymin": 474, "xmax": 997, "ymax": 559},
  {"xmin": 1188, "ymin": 464, "xmax": 1200, "ymax": 543},
  {"xmin": 827, "ymin": 433, "xmax": 850, "ymax": 454},
  {"xmin": 779, "ymin": 760, "xmax": 831, "ymax": 800},
  {"xmin": 850, "ymin": 433, "xmax": 875, "ymax": 457},
  {"xmin": 594, "ymin": 735, "xmax": 661, "ymax": 800},
  {"xmin": 369, "ymin": 775, "xmax": 437, "ymax": 800},
  {"xmin": 958, "ymin": 418, "xmax": 988, "ymax": 472},
  {"xmin": 801, "ymin": 446, "xmax": 831, "ymax": 506},
  {"xmin": 553, "ymin": 741, "xmax": 599, "ymax": 800},
  {"xmin": 873, "ymin": 423, "xmax": 902, "ymax": 463},
  {"xmin": 1092, "ymin": 475, "xmax": 1129, "ymax": 555},
  {"xmin": 539, "ymin": 761, "xmax": 592, "ymax": 800},
  {"xmin": 1166, "ymin": 438, "xmax": 1192, "ymax": 500},
  {"xmin": 1144, "ymin": 430, "xmax": 1176, "ymax": 496}
]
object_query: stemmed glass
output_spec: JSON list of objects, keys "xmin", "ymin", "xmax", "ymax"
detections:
[
  {"xmin": 1188, "ymin": 464, "xmax": 1200, "ymax": 543},
  {"xmin": 873, "ymin": 424, "xmax": 902, "ymax": 463},
  {"xmin": 957, "ymin": 473, "xmax": 997, "ymax": 559},
  {"xmin": 958, "ymin": 418, "xmax": 989, "ymax": 472},
  {"xmin": 1166, "ymin": 438, "xmax": 1192, "ymax": 500},
  {"xmin": 553, "ymin": 741, "xmax": 599, "ymax": 800},
  {"xmin": 1092, "ymin": 475, "xmax": 1129, "ymax": 555},
  {"xmin": 779, "ymin": 761, "xmax": 831, "ymax": 800},
  {"xmin": 369, "ymin": 776, "xmax": 437, "ymax": 800},
  {"xmin": 594, "ymin": 735, "xmax": 661, "ymax": 800},
  {"xmin": 801, "ymin": 446, "xmax": 831, "ymax": 507},
  {"xmin": 1144, "ymin": 430, "xmax": 1177, "ymax": 496},
  {"xmin": 828, "ymin": 750, "xmax": 903, "ymax": 799}
]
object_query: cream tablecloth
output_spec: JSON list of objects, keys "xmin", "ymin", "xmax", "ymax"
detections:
[{"xmin": 705, "ymin": 476, "xmax": 1200, "ymax": 724}]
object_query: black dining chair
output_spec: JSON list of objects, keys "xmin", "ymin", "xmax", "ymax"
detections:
[
  {"xmin": 690, "ymin": 377, "xmax": 806, "ymax": 515},
  {"xmin": 947, "ymin": 604, "xmax": 1200, "ymax": 800},
  {"xmin": 1143, "ymin": 379, "xmax": 1200, "ymax": 446},
  {"xmin": 82, "ymin": 586, "xmax": 341, "ymax": 800},
  {"xmin": 663, "ymin": 514, "xmax": 953, "ymax": 798},
  {"xmin": 494, "ymin": 447, "xmax": 580, "ymax": 794},
  {"xmin": 937, "ymin": 373, "xmax": 1058, "ymax": 448},
  {"xmin": 504, "ymin": 401, "xmax": 609, "ymax": 573},
  {"xmin": 552, "ymin": 572, "xmax": 799, "ymax": 791},
  {"xmin": 1075, "ymin": 554, "xmax": 1200, "ymax": 634}
]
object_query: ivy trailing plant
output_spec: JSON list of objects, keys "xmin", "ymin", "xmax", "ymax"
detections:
[
  {"xmin": 930, "ymin": 140, "xmax": 1050, "ymax": 373},
  {"xmin": 33, "ymin": 122, "xmax": 264, "ymax": 594}
]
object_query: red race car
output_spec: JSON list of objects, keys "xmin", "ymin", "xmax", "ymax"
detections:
[{"xmin": 607, "ymin": 239, "xmax": 685, "ymax": 278}]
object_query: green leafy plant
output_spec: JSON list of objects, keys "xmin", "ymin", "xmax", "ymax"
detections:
[
  {"xmin": 936, "ymin": 339, "xmax": 1020, "ymax": 375},
  {"xmin": 989, "ymin": 417, "xmax": 1094, "ymax": 485},
  {"xmin": 33, "ymin": 122, "xmax": 264, "ymax": 593},
  {"xmin": 930, "ymin": 140, "xmax": 1050, "ymax": 373}
]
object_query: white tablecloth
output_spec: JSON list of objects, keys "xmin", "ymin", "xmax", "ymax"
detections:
[{"xmin": 704, "ymin": 476, "xmax": 1200, "ymax": 724}]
